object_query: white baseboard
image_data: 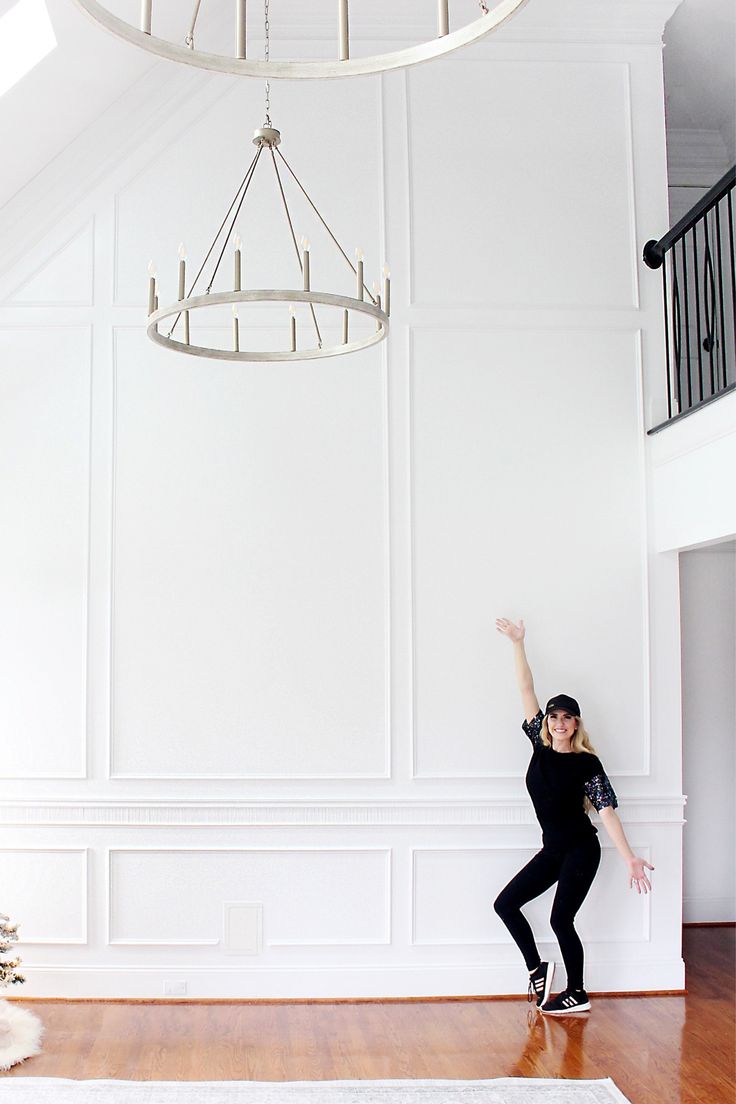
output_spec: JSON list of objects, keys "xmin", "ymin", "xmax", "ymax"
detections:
[
  {"xmin": 683, "ymin": 896, "xmax": 736, "ymax": 924},
  {"xmin": 15, "ymin": 960, "xmax": 685, "ymax": 1000}
]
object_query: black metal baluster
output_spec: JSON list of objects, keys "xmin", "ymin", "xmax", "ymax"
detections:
[
  {"xmin": 692, "ymin": 222, "xmax": 704, "ymax": 403},
  {"xmin": 662, "ymin": 256, "xmax": 672, "ymax": 421},
  {"xmin": 714, "ymin": 200, "xmax": 727, "ymax": 391},
  {"xmin": 672, "ymin": 247, "xmax": 682, "ymax": 414},
  {"xmin": 702, "ymin": 209, "xmax": 717, "ymax": 397},
  {"xmin": 728, "ymin": 191, "xmax": 736, "ymax": 386},
  {"xmin": 681, "ymin": 234, "xmax": 693, "ymax": 411}
]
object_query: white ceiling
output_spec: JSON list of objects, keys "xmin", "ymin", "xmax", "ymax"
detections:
[{"xmin": 0, "ymin": 0, "xmax": 733, "ymax": 214}]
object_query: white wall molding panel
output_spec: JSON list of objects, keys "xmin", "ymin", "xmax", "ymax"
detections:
[{"xmin": 0, "ymin": 1, "xmax": 688, "ymax": 997}]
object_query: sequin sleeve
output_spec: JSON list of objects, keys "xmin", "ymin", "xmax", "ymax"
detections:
[
  {"xmin": 584, "ymin": 771, "xmax": 618, "ymax": 811},
  {"xmin": 521, "ymin": 710, "xmax": 544, "ymax": 750}
]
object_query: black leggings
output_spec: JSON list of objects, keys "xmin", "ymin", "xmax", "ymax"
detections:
[{"xmin": 493, "ymin": 835, "xmax": 601, "ymax": 991}]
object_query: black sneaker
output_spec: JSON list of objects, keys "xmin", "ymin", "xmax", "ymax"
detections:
[
  {"xmin": 527, "ymin": 961, "xmax": 555, "ymax": 1007},
  {"xmin": 541, "ymin": 987, "xmax": 591, "ymax": 1014}
]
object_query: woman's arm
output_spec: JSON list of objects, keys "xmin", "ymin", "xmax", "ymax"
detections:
[
  {"xmin": 495, "ymin": 618, "xmax": 541, "ymax": 723},
  {"xmin": 598, "ymin": 806, "xmax": 654, "ymax": 894}
]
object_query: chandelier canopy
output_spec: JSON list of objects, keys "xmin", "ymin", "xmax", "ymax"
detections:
[
  {"xmin": 146, "ymin": 125, "xmax": 390, "ymax": 362},
  {"xmin": 73, "ymin": 0, "xmax": 528, "ymax": 79}
]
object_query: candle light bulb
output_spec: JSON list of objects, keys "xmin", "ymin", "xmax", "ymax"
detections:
[
  {"xmin": 147, "ymin": 260, "xmax": 156, "ymax": 277},
  {"xmin": 234, "ymin": 233, "xmax": 242, "ymax": 251},
  {"xmin": 382, "ymin": 264, "xmax": 390, "ymax": 278},
  {"xmin": 232, "ymin": 304, "xmax": 238, "ymax": 318},
  {"xmin": 289, "ymin": 305, "xmax": 296, "ymax": 317},
  {"xmin": 178, "ymin": 243, "xmax": 186, "ymax": 261},
  {"xmin": 355, "ymin": 247, "xmax": 364, "ymax": 262},
  {"xmin": 301, "ymin": 236, "xmax": 310, "ymax": 251},
  {"xmin": 372, "ymin": 282, "xmax": 379, "ymax": 296}
]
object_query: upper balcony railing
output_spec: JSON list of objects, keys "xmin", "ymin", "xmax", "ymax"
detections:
[{"xmin": 644, "ymin": 166, "xmax": 736, "ymax": 433}]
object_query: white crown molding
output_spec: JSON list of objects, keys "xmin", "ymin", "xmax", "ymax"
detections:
[
  {"xmin": 0, "ymin": 797, "xmax": 686, "ymax": 827},
  {"xmin": 76, "ymin": 1, "xmax": 684, "ymax": 47},
  {"xmin": 490, "ymin": 0, "xmax": 683, "ymax": 44}
]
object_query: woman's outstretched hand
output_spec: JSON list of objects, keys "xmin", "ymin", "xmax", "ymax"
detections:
[
  {"xmin": 627, "ymin": 856, "xmax": 654, "ymax": 894},
  {"xmin": 496, "ymin": 617, "xmax": 525, "ymax": 643}
]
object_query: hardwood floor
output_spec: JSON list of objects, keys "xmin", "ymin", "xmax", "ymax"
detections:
[{"xmin": 3, "ymin": 927, "xmax": 734, "ymax": 1103}]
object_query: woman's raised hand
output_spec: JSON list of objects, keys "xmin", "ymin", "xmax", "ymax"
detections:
[{"xmin": 496, "ymin": 617, "xmax": 525, "ymax": 643}]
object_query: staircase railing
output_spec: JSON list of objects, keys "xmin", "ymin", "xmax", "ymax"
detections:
[{"xmin": 644, "ymin": 165, "xmax": 736, "ymax": 433}]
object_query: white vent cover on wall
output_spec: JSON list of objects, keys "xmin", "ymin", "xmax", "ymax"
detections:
[{"xmin": 223, "ymin": 902, "xmax": 263, "ymax": 955}]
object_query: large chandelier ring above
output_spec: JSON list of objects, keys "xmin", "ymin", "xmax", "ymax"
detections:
[{"xmin": 73, "ymin": 0, "xmax": 528, "ymax": 79}]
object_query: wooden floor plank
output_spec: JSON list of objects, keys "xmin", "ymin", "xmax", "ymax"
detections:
[{"xmin": 2, "ymin": 928, "xmax": 734, "ymax": 1102}]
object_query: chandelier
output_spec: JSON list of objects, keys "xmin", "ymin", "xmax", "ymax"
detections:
[
  {"xmin": 73, "ymin": 0, "xmax": 528, "ymax": 79},
  {"xmin": 146, "ymin": 120, "xmax": 389, "ymax": 361}
]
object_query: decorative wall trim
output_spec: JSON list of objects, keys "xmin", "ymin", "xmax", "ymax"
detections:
[
  {"xmin": 0, "ymin": 797, "xmax": 686, "ymax": 827},
  {"xmin": 0, "ymin": 848, "xmax": 88, "ymax": 944},
  {"xmin": 107, "ymin": 312, "xmax": 392, "ymax": 782},
  {"xmin": 106, "ymin": 846, "xmax": 392, "ymax": 948},
  {"xmin": 410, "ymin": 844, "xmax": 652, "ymax": 946},
  {"xmin": 14, "ymin": 957, "xmax": 687, "ymax": 1000},
  {"xmin": 408, "ymin": 325, "xmax": 652, "ymax": 780},
  {"xmin": 406, "ymin": 59, "xmax": 638, "ymax": 313},
  {"xmin": 0, "ymin": 325, "xmax": 92, "ymax": 781},
  {"xmin": 260, "ymin": 3, "xmax": 682, "ymax": 47}
]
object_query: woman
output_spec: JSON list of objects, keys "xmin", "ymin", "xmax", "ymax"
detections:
[{"xmin": 494, "ymin": 617, "xmax": 653, "ymax": 1014}]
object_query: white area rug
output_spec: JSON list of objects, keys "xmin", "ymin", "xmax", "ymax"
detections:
[
  {"xmin": 0, "ymin": 1079, "xmax": 631, "ymax": 1102},
  {"xmin": 0, "ymin": 1003, "xmax": 43, "ymax": 1072}
]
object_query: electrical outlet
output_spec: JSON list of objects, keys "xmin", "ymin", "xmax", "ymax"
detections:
[{"xmin": 163, "ymin": 980, "xmax": 187, "ymax": 996}]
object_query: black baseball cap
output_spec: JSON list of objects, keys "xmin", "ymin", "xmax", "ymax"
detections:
[{"xmin": 545, "ymin": 694, "xmax": 581, "ymax": 717}]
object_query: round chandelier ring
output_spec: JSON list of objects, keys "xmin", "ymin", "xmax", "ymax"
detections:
[
  {"xmin": 73, "ymin": 0, "xmax": 528, "ymax": 79},
  {"xmin": 147, "ymin": 289, "xmax": 389, "ymax": 362}
]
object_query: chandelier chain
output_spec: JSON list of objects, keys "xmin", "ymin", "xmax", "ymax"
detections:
[
  {"xmin": 263, "ymin": 0, "xmax": 271, "ymax": 127},
  {"xmin": 479, "ymin": 0, "xmax": 489, "ymax": 12}
]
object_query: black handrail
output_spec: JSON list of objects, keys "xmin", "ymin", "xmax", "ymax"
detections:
[
  {"xmin": 644, "ymin": 166, "xmax": 736, "ymax": 269},
  {"xmin": 644, "ymin": 165, "xmax": 736, "ymax": 430}
]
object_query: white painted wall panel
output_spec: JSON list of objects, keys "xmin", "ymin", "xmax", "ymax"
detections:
[
  {"xmin": 0, "ymin": 329, "xmax": 90, "ymax": 777},
  {"xmin": 650, "ymin": 391, "xmax": 736, "ymax": 551},
  {"xmin": 0, "ymin": 849, "xmax": 87, "ymax": 943},
  {"xmin": 407, "ymin": 60, "xmax": 636, "ymax": 308},
  {"xmin": 109, "ymin": 848, "xmax": 390, "ymax": 945},
  {"xmin": 111, "ymin": 327, "xmax": 388, "ymax": 777},
  {"xmin": 411, "ymin": 327, "xmax": 646, "ymax": 778},
  {"xmin": 413, "ymin": 846, "xmax": 647, "ymax": 947}
]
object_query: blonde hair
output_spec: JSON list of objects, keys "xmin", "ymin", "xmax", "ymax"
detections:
[
  {"xmin": 540, "ymin": 716, "xmax": 596, "ymax": 755},
  {"xmin": 541, "ymin": 714, "xmax": 597, "ymax": 812}
]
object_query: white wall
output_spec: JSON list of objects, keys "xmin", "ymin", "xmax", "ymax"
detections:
[
  {"xmin": 648, "ymin": 389, "xmax": 736, "ymax": 551},
  {"xmin": 680, "ymin": 543, "xmax": 736, "ymax": 922},
  {"xmin": 0, "ymin": 0, "xmax": 686, "ymax": 997}
]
